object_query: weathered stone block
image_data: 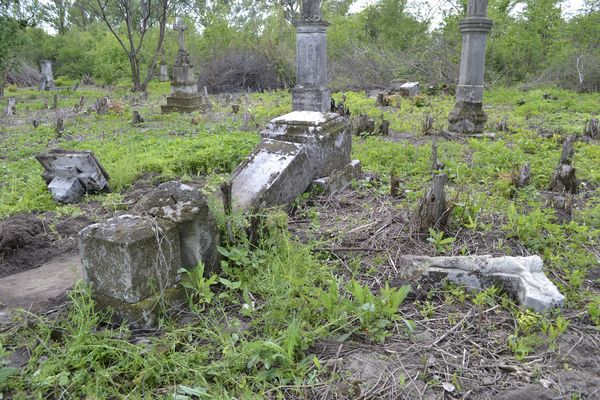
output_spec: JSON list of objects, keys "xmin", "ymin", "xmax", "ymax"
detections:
[
  {"xmin": 136, "ymin": 181, "xmax": 220, "ymax": 272},
  {"xmin": 397, "ymin": 82, "xmax": 420, "ymax": 97},
  {"xmin": 262, "ymin": 111, "xmax": 352, "ymax": 178},
  {"xmin": 79, "ymin": 215, "xmax": 181, "ymax": 304},
  {"xmin": 48, "ymin": 176, "xmax": 85, "ymax": 204},
  {"xmin": 447, "ymin": 100, "xmax": 487, "ymax": 134},
  {"xmin": 231, "ymin": 139, "xmax": 312, "ymax": 210},
  {"xmin": 313, "ymin": 160, "xmax": 362, "ymax": 194},
  {"xmin": 398, "ymin": 255, "xmax": 564, "ymax": 312}
]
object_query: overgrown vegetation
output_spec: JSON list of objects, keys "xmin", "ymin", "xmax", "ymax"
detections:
[
  {"xmin": 0, "ymin": 81, "xmax": 598, "ymax": 397},
  {"xmin": 1, "ymin": 0, "xmax": 599, "ymax": 92}
]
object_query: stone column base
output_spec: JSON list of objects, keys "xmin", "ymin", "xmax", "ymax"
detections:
[
  {"xmin": 292, "ymin": 86, "xmax": 331, "ymax": 113},
  {"xmin": 447, "ymin": 101, "xmax": 487, "ymax": 134},
  {"xmin": 161, "ymin": 95, "xmax": 207, "ymax": 114}
]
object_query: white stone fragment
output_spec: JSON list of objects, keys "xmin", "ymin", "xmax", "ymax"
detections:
[{"xmin": 399, "ymin": 255, "xmax": 565, "ymax": 312}]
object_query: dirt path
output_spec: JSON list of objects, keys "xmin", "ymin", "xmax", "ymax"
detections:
[{"xmin": 0, "ymin": 253, "xmax": 82, "ymax": 324}]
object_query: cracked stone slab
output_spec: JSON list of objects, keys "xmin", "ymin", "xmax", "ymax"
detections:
[
  {"xmin": 36, "ymin": 148, "xmax": 110, "ymax": 203},
  {"xmin": 398, "ymin": 255, "xmax": 564, "ymax": 311}
]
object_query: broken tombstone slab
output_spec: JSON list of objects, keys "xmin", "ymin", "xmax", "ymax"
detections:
[
  {"xmin": 230, "ymin": 138, "xmax": 312, "ymax": 210},
  {"xmin": 47, "ymin": 176, "xmax": 85, "ymax": 204},
  {"xmin": 79, "ymin": 214, "xmax": 181, "ymax": 304},
  {"xmin": 312, "ymin": 160, "xmax": 362, "ymax": 195},
  {"xmin": 398, "ymin": 255, "xmax": 564, "ymax": 312},
  {"xmin": 36, "ymin": 149, "xmax": 110, "ymax": 203},
  {"xmin": 136, "ymin": 181, "xmax": 220, "ymax": 272}
]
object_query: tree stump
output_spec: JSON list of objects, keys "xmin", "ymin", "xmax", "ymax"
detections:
[
  {"xmin": 376, "ymin": 93, "xmax": 390, "ymax": 107},
  {"xmin": 422, "ymin": 114, "xmax": 434, "ymax": 135},
  {"xmin": 73, "ymin": 96, "xmax": 85, "ymax": 112},
  {"xmin": 584, "ymin": 118, "xmax": 599, "ymax": 139},
  {"xmin": 416, "ymin": 173, "xmax": 449, "ymax": 231},
  {"xmin": 132, "ymin": 110, "xmax": 144, "ymax": 125},
  {"xmin": 377, "ymin": 115, "xmax": 390, "ymax": 135},
  {"xmin": 390, "ymin": 173, "xmax": 401, "ymax": 196},
  {"xmin": 5, "ymin": 97, "xmax": 16, "ymax": 116},
  {"xmin": 513, "ymin": 163, "xmax": 531, "ymax": 188},
  {"xmin": 55, "ymin": 118, "xmax": 64, "ymax": 136},
  {"xmin": 94, "ymin": 97, "xmax": 109, "ymax": 115},
  {"xmin": 52, "ymin": 94, "xmax": 58, "ymax": 110},
  {"xmin": 232, "ymin": 104, "xmax": 240, "ymax": 114},
  {"xmin": 496, "ymin": 119, "xmax": 509, "ymax": 132},
  {"xmin": 549, "ymin": 135, "xmax": 577, "ymax": 194}
]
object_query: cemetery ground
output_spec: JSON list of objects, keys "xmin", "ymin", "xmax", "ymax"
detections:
[{"xmin": 0, "ymin": 83, "xmax": 599, "ymax": 399}]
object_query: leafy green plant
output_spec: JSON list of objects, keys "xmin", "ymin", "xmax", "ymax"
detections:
[
  {"xmin": 587, "ymin": 297, "xmax": 600, "ymax": 327},
  {"xmin": 178, "ymin": 263, "xmax": 219, "ymax": 311},
  {"xmin": 0, "ymin": 344, "xmax": 18, "ymax": 384},
  {"xmin": 427, "ymin": 228, "xmax": 456, "ymax": 255}
]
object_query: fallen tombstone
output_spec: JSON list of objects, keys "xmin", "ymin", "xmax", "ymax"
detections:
[
  {"xmin": 397, "ymin": 255, "xmax": 565, "ymax": 311},
  {"xmin": 387, "ymin": 79, "xmax": 408, "ymax": 93},
  {"xmin": 36, "ymin": 149, "xmax": 110, "ymax": 204},
  {"xmin": 79, "ymin": 214, "xmax": 184, "ymax": 328}
]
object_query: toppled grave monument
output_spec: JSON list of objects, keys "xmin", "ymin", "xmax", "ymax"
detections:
[
  {"xmin": 447, "ymin": 0, "xmax": 493, "ymax": 134},
  {"xmin": 161, "ymin": 19, "xmax": 207, "ymax": 114},
  {"xmin": 388, "ymin": 81, "xmax": 420, "ymax": 97},
  {"xmin": 79, "ymin": 182, "xmax": 219, "ymax": 327},
  {"xmin": 230, "ymin": 0, "xmax": 358, "ymax": 211},
  {"xmin": 398, "ymin": 255, "xmax": 564, "ymax": 311},
  {"xmin": 36, "ymin": 149, "xmax": 110, "ymax": 204}
]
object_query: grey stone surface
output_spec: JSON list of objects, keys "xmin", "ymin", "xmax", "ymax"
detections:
[
  {"xmin": 36, "ymin": 149, "xmax": 110, "ymax": 201},
  {"xmin": 448, "ymin": 0, "xmax": 492, "ymax": 134},
  {"xmin": 79, "ymin": 214, "xmax": 181, "ymax": 304},
  {"xmin": 48, "ymin": 176, "xmax": 85, "ymax": 204},
  {"xmin": 136, "ymin": 181, "xmax": 220, "ymax": 272},
  {"xmin": 159, "ymin": 63, "xmax": 169, "ymax": 82},
  {"xmin": 40, "ymin": 60, "xmax": 54, "ymax": 90},
  {"xmin": 398, "ymin": 255, "xmax": 564, "ymax": 311},
  {"xmin": 313, "ymin": 159, "xmax": 361, "ymax": 194},
  {"xmin": 231, "ymin": 138, "xmax": 312, "ymax": 210},
  {"xmin": 231, "ymin": 111, "xmax": 352, "ymax": 211},
  {"xmin": 397, "ymin": 82, "xmax": 420, "ymax": 97},
  {"xmin": 292, "ymin": 4, "xmax": 330, "ymax": 112},
  {"xmin": 262, "ymin": 111, "xmax": 352, "ymax": 178}
]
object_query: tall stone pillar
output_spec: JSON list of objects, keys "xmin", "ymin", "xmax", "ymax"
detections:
[
  {"xmin": 447, "ymin": 0, "xmax": 493, "ymax": 134},
  {"xmin": 292, "ymin": 0, "xmax": 330, "ymax": 112},
  {"xmin": 40, "ymin": 60, "xmax": 55, "ymax": 91}
]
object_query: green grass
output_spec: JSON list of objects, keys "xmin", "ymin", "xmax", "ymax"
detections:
[{"xmin": 1, "ymin": 84, "xmax": 599, "ymax": 398}]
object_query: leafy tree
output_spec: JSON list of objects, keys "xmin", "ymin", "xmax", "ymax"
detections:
[
  {"xmin": 0, "ymin": 16, "xmax": 26, "ymax": 95},
  {"xmin": 85, "ymin": 0, "xmax": 174, "ymax": 91}
]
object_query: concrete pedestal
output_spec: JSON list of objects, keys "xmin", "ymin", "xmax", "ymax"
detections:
[
  {"xmin": 161, "ymin": 51, "xmax": 206, "ymax": 114},
  {"xmin": 447, "ymin": 0, "xmax": 492, "ymax": 134}
]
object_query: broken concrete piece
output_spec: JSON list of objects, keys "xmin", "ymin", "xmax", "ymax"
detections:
[
  {"xmin": 398, "ymin": 255, "xmax": 564, "ymax": 311},
  {"xmin": 136, "ymin": 181, "xmax": 220, "ymax": 272},
  {"xmin": 231, "ymin": 139, "xmax": 312, "ymax": 210},
  {"xmin": 79, "ymin": 214, "xmax": 181, "ymax": 304},
  {"xmin": 398, "ymin": 82, "xmax": 420, "ymax": 97},
  {"xmin": 48, "ymin": 176, "xmax": 85, "ymax": 204},
  {"xmin": 313, "ymin": 160, "xmax": 362, "ymax": 194},
  {"xmin": 36, "ymin": 149, "xmax": 110, "ymax": 201}
]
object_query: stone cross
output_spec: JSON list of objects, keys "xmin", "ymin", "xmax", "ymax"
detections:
[
  {"xmin": 301, "ymin": 0, "xmax": 322, "ymax": 21},
  {"xmin": 174, "ymin": 19, "xmax": 187, "ymax": 51}
]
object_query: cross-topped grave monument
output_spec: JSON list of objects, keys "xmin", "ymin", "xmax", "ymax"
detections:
[
  {"xmin": 447, "ymin": 0, "xmax": 493, "ymax": 134},
  {"xmin": 161, "ymin": 18, "xmax": 207, "ymax": 113},
  {"xmin": 230, "ymin": 0, "xmax": 357, "ymax": 211}
]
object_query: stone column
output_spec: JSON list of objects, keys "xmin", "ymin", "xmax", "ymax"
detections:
[
  {"xmin": 40, "ymin": 60, "xmax": 55, "ymax": 91},
  {"xmin": 292, "ymin": 0, "xmax": 330, "ymax": 113},
  {"xmin": 447, "ymin": 0, "xmax": 493, "ymax": 134}
]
